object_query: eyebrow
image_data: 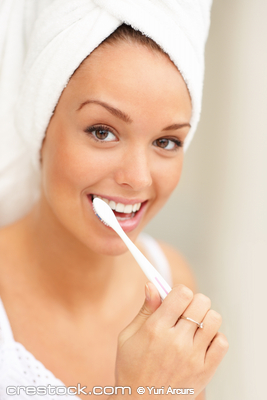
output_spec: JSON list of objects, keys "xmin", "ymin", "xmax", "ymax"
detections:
[
  {"xmin": 77, "ymin": 99, "xmax": 191, "ymax": 130},
  {"xmin": 162, "ymin": 123, "xmax": 191, "ymax": 131},
  {"xmin": 77, "ymin": 99, "xmax": 133, "ymax": 123}
]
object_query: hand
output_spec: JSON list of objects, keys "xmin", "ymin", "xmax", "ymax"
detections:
[{"xmin": 113, "ymin": 283, "xmax": 228, "ymax": 399}]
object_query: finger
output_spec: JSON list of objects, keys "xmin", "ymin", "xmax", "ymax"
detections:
[
  {"xmin": 194, "ymin": 310, "xmax": 222, "ymax": 350},
  {"xmin": 148, "ymin": 284, "xmax": 194, "ymax": 329},
  {"xmin": 204, "ymin": 332, "xmax": 229, "ymax": 372},
  {"xmin": 118, "ymin": 282, "xmax": 161, "ymax": 344},
  {"xmin": 175, "ymin": 293, "xmax": 211, "ymax": 337}
]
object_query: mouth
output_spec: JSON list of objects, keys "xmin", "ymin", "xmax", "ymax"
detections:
[{"xmin": 87, "ymin": 194, "xmax": 148, "ymax": 233}]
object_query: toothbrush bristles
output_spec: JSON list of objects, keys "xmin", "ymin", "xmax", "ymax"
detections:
[{"xmin": 92, "ymin": 203, "xmax": 110, "ymax": 227}]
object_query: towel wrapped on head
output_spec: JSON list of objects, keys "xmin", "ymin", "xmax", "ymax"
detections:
[{"xmin": 0, "ymin": 0, "xmax": 212, "ymax": 226}]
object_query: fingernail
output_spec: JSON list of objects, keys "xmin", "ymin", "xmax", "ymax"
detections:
[{"xmin": 145, "ymin": 284, "xmax": 150, "ymax": 301}]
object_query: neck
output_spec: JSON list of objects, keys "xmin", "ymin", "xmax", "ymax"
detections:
[{"xmin": 17, "ymin": 198, "xmax": 137, "ymax": 314}]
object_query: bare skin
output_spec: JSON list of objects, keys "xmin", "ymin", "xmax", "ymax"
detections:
[{"xmin": 0, "ymin": 41, "xmax": 228, "ymax": 399}]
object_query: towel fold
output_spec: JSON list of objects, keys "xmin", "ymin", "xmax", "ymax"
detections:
[{"xmin": 0, "ymin": 0, "xmax": 212, "ymax": 226}]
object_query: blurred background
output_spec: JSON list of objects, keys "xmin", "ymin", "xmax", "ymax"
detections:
[
  {"xmin": 144, "ymin": 0, "xmax": 267, "ymax": 398},
  {"xmin": 1, "ymin": 1, "xmax": 266, "ymax": 398}
]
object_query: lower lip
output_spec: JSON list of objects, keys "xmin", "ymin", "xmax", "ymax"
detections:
[{"xmin": 88, "ymin": 196, "xmax": 148, "ymax": 233}]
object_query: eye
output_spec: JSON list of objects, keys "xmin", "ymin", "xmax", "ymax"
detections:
[
  {"xmin": 85, "ymin": 125, "xmax": 117, "ymax": 142},
  {"xmin": 153, "ymin": 137, "xmax": 182, "ymax": 151}
]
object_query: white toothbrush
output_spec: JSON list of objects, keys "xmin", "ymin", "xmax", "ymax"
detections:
[{"xmin": 93, "ymin": 197, "xmax": 172, "ymax": 299}]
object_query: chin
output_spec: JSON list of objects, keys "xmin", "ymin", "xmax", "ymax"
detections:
[
  {"xmin": 86, "ymin": 234, "xmax": 134, "ymax": 256},
  {"xmin": 81, "ymin": 218, "xmax": 144, "ymax": 257}
]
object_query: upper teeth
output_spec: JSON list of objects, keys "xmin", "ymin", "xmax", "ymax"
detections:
[{"xmin": 92, "ymin": 195, "xmax": 141, "ymax": 213}]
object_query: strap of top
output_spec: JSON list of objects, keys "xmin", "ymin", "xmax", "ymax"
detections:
[{"xmin": 138, "ymin": 232, "xmax": 173, "ymax": 287}]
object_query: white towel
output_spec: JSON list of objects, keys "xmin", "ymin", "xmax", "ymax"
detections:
[{"xmin": 0, "ymin": 0, "xmax": 212, "ymax": 226}]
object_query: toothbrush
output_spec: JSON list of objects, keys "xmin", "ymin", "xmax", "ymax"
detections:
[{"xmin": 93, "ymin": 197, "xmax": 172, "ymax": 299}]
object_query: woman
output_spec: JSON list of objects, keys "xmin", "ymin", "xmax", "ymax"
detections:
[{"xmin": 0, "ymin": 1, "xmax": 228, "ymax": 399}]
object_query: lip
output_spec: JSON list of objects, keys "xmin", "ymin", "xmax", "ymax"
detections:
[
  {"xmin": 87, "ymin": 194, "xmax": 148, "ymax": 233},
  {"xmin": 89, "ymin": 193, "xmax": 147, "ymax": 205}
]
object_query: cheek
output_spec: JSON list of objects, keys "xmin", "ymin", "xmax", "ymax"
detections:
[
  {"xmin": 153, "ymin": 154, "xmax": 183, "ymax": 202},
  {"xmin": 41, "ymin": 127, "xmax": 113, "ymax": 211},
  {"xmin": 143, "ymin": 152, "xmax": 183, "ymax": 226}
]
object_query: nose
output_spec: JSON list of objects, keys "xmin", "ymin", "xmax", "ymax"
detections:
[{"xmin": 114, "ymin": 147, "xmax": 152, "ymax": 191}]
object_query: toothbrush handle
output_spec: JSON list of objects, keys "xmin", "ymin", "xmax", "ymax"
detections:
[{"xmin": 119, "ymin": 230, "xmax": 172, "ymax": 299}]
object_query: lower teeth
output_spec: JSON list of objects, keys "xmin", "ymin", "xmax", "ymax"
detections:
[{"xmin": 116, "ymin": 212, "xmax": 136, "ymax": 221}]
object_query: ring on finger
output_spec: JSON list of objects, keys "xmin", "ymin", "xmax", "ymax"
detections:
[{"xmin": 180, "ymin": 315, "xmax": 204, "ymax": 329}]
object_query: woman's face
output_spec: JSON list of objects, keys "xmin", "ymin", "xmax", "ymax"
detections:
[{"xmin": 41, "ymin": 41, "xmax": 192, "ymax": 255}]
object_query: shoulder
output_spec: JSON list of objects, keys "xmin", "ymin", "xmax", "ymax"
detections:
[{"xmin": 157, "ymin": 240, "xmax": 197, "ymax": 293}]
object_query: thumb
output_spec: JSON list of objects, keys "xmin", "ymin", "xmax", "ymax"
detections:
[{"xmin": 119, "ymin": 282, "xmax": 162, "ymax": 343}]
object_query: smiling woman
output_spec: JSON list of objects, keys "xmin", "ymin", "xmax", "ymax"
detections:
[
  {"xmin": 0, "ymin": 1, "xmax": 228, "ymax": 400},
  {"xmin": 41, "ymin": 39, "xmax": 191, "ymax": 252}
]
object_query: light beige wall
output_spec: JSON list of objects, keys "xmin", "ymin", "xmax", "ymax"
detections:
[{"xmin": 144, "ymin": 0, "xmax": 267, "ymax": 398}]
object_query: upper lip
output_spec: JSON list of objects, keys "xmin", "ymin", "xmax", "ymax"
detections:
[{"xmin": 89, "ymin": 194, "xmax": 147, "ymax": 205}]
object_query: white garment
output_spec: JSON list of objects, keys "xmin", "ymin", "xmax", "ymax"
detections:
[{"xmin": 0, "ymin": 233, "xmax": 173, "ymax": 399}]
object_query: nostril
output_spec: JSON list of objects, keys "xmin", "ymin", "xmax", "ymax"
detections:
[{"xmin": 115, "ymin": 167, "xmax": 152, "ymax": 190}]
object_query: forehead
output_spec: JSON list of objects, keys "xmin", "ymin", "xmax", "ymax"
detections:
[{"xmin": 62, "ymin": 41, "xmax": 191, "ymax": 121}]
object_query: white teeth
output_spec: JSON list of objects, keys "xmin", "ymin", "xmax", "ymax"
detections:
[
  {"xmin": 92, "ymin": 195, "xmax": 142, "ymax": 214},
  {"xmin": 133, "ymin": 203, "xmax": 141, "ymax": 212},
  {"xmin": 132, "ymin": 203, "xmax": 138, "ymax": 212},
  {"xmin": 116, "ymin": 215, "xmax": 133, "ymax": 221},
  {"xmin": 109, "ymin": 200, "xmax": 116, "ymax": 210},
  {"xmin": 124, "ymin": 204, "xmax": 133, "ymax": 213},
  {"xmin": 115, "ymin": 203, "xmax": 124, "ymax": 212}
]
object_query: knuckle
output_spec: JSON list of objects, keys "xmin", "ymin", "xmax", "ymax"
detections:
[
  {"xmin": 194, "ymin": 293, "xmax": 211, "ymax": 308},
  {"xmin": 140, "ymin": 304, "xmax": 153, "ymax": 318},
  {"xmin": 213, "ymin": 332, "xmax": 229, "ymax": 353},
  {"xmin": 208, "ymin": 310, "xmax": 222, "ymax": 325},
  {"xmin": 174, "ymin": 284, "xmax": 194, "ymax": 302},
  {"xmin": 215, "ymin": 333, "xmax": 229, "ymax": 350}
]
